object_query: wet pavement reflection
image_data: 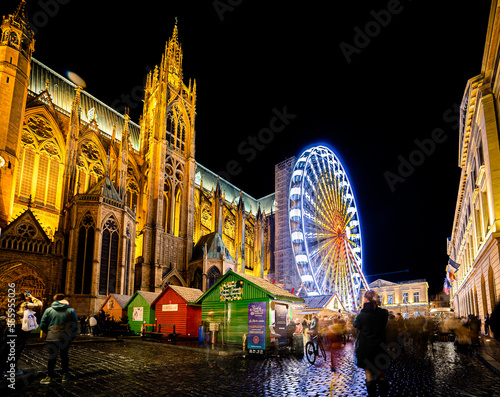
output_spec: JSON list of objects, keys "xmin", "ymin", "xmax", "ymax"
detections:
[{"xmin": 2, "ymin": 338, "xmax": 499, "ymax": 396}]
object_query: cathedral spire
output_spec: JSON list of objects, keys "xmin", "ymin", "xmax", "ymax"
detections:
[
  {"xmin": 117, "ymin": 108, "xmax": 130, "ymax": 201},
  {"xmin": 62, "ymin": 87, "xmax": 82, "ymax": 206},
  {"xmin": 13, "ymin": 0, "xmax": 29, "ymax": 24}
]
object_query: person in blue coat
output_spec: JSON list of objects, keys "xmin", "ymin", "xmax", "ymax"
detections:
[
  {"xmin": 39, "ymin": 293, "xmax": 78, "ymax": 384},
  {"xmin": 354, "ymin": 290, "xmax": 389, "ymax": 397}
]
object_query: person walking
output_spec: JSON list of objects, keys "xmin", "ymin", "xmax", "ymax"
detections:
[
  {"xmin": 89, "ymin": 315, "xmax": 97, "ymax": 336},
  {"xmin": 294, "ymin": 319, "xmax": 303, "ymax": 334},
  {"xmin": 485, "ymin": 313, "xmax": 490, "ymax": 336},
  {"xmin": 354, "ymin": 290, "xmax": 390, "ymax": 397},
  {"xmin": 39, "ymin": 293, "xmax": 78, "ymax": 384},
  {"xmin": 309, "ymin": 314, "xmax": 318, "ymax": 338},
  {"xmin": 1, "ymin": 291, "xmax": 42, "ymax": 377}
]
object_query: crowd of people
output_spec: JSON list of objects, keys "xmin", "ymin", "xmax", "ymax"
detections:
[
  {"xmin": 0, "ymin": 291, "xmax": 78, "ymax": 385},
  {"xmin": 78, "ymin": 310, "xmax": 110, "ymax": 337},
  {"xmin": 293, "ymin": 293, "xmax": 496, "ymax": 397},
  {"xmin": 2, "ymin": 289, "xmax": 499, "ymax": 394}
]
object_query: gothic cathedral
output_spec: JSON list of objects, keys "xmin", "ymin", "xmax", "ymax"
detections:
[{"xmin": 0, "ymin": 2, "xmax": 281, "ymax": 315}]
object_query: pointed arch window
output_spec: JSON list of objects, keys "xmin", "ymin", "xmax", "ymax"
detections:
[
  {"xmin": 75, "ymin": 213, "xmax": 95, "ymax": 294},
  {"xmin": 99, "ymin": 217, "xmax": 119, "ymax": 295},
  {"xmin": 174, "ymin": 188, "xmax": 182, "ymax": 236},
  {"xmin": 166, "ymin": 110, "xmax": 174, "ymax": 142},
  {"xmin": 489, "ymin": 265, "xmax": 496, "ymax": 309},
  {"xmin": 207, "ymin": 266, "xmax": 221, "ymax": 290},
  {"xmin": 124, "ymin": 225, "xmax": 132, "ymax": 295},
  {"xmin": 163, "ymin": 182, "xmax": 171, "ymax": 233}
]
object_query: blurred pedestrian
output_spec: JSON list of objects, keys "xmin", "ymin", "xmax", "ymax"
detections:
[
  {"xmin": 294, "ymin": 319, "xmax": 303, "ymax": 334},
  {"xmin": 394, "ymin": 313, "xmax": 407, "ymax": 354},
  {"xmin": 491, "ymin": 302, "xmax": 500, "ymax": 339},
  {"xmin": 354, "ymin": 290, "xmax": 389, "ymax": 397},
  {"xmin": 39, "ymin": 293, "xmax": 78, "ymax": 384},
  {"xmin": 302, "ymin": 318, "xmax": 308, "ymax": 346},
  {"xmin": 309, "ymin": 314, "xmax": 319, "ymax": 348},
  {"xmin": 485, "ymin": 313, "xmax": 490, "ymax": 336},
  {"xmin": 89, "ymin": 315, "xmax": 97, "ymax": 336},
  {"xmin": 469, "ymin": 315, "xmax": 480, "ymax": 346},
  {"xmin": 79, "ymin": 316, "xmax": 87, "ymax": 336},
  {"xmin": 0, "ymin": 291, "xmax": 42, "ymax": 377}
]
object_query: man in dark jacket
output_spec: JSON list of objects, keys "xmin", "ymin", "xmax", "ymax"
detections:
[
  {"xmin": 354, "ymin": 290, "xmax": 389, "ymax": 397},
  {"xmin": 39, "ymin": 294, "xmax": 78, "ymax": 384}
]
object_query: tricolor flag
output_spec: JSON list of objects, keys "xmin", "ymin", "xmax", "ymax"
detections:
[
  {"xmin": 443, "ymin": 278, "xmax": 451, "ymax": 295},
  {"xmin": 447, "ymin": 265, "xmax": 457, "ymax": 282}
]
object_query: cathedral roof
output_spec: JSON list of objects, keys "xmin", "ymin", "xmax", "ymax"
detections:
[
  {"xmin": 191, "ymin": 232, "xmax": 235, "ymax": 262},
  {"xmin": 194, "ymin": 162, "xmax": 276, "ymax": 215},
  {"xmin": 87, "ymin": 175, "xmax": 122, "ymax": 203},
  {"xmin": 29, "ymin": 58, "xmax": 141, "ymax": 150}
]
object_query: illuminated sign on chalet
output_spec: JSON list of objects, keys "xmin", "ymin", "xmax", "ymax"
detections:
[{"xmin": 220, "ymin": 280, "xmax": 243, "ymax": 302}]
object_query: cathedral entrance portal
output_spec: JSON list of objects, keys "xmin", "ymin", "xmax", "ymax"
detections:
[{"xmin": 0, "ymin": 263, "xmax": 48, "ymax": 306}]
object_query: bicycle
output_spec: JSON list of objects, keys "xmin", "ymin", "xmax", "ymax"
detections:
[{"xmin": 305, "ymin": 332, "xmax": 326, "ymax": 364}]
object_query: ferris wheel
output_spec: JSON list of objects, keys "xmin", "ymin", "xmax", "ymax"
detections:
[{"xmin": 288, "ymin": 146, "xmax": 368, "ymax": 311}]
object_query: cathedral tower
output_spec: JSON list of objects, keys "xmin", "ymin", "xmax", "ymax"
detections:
[
  {"xmin": 136, "ymin": 23, "xmax": 197, "ymax": 291},
  {"xmin": 0, "ymin": 0, "xmax": 34, "ymax": 228}
]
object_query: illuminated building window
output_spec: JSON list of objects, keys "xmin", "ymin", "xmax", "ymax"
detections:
[
  {"xmin": 124, "ymin": 225, "xmax": 132, "ymax": 295},
  {"xmin": 19, "ymin": 147, "xmax": 34, "ymax": 199},
  {"xmin": 35, "ymin": 153, "xmax": 48, "ymax": 204},
  {"xmin": 413, "ymin": 292, "xmax": 419, "ymax": 303},
  {"xmin": 403, "ymin": 293, "xmax": 408, "ymax": 304},
  {"xmin": 388, "ymin": 294, "xmax": 393, "ymax": 305},
  {"xmin": 99, "ymin": 217, "xmax": 119, "ymax": 296},
  {"xmin": 75, "ymin": 213, "xmax": 95, "ymax": 294}
]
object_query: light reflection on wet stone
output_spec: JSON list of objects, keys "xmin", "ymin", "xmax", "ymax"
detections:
[{"xmin": 5, "ymin": 338, "xmax": 500, "ymax": 396}]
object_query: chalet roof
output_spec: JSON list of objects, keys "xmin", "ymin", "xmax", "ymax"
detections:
[
  {"xmin": 125, "ymin": 290, "xmax": 160, "ymax": 307},
  {"xmin": 169, "ymin": 285, "xmax": 203, "ymax": 303},
  {"xmin": 152, "ymin": 285, "xmax": 203, "ymax": 307},
  {"xmin": 302, "ymin": 295, "xmax": 333, "ymax": 309},
  {"xmin": 110, "ymin": 294, "xmax": 132, "ymax": 309},
  {"xmin": 226, "ymin": 270, "xmax": 304, "ymax": 302}
]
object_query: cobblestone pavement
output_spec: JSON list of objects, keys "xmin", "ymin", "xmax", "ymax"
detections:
[{"xmin": 2, "ymin": 339, "xmax": 500, "ymax": 396}]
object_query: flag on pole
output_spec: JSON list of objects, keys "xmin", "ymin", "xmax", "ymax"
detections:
[
  {"xmin": 447, "ymin": 265, "xmax": 457, "ymax": 282},
  {"xmin": 448, "ymin": 258, "xmax": 460, "ymax": 270},
  {"xmin": 443, "ymin": 278, "xmax": 451, "ymax": 295}
]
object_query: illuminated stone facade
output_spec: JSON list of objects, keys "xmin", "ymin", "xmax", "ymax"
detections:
[
  {"xmin": 0, "ymin": 2, "xmax": 276, "ymax": 315},
  {"xmin": 446, "ymin": 2, "xmax": 500, "ymax": 321},
  {"xmin": 360, "ymin": 278, "xmax": 429, "ymax": 318}
]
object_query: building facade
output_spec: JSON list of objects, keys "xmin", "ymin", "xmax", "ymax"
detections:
[
  {"xmin": 361, "ymin": 278, "xmax": 429, "ymax": 318},
  {"xmin": 446, "ymin": 1, "xmax": 500, "ymax": 322},
  {"xmin": 0, "ymin": 2, "xmax": 279, "ymax": 315}
]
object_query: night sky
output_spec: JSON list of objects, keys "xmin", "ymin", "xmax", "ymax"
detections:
[{"xmin": 1, "ymin": 1, "xmax": 493, "ymax": 294}]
